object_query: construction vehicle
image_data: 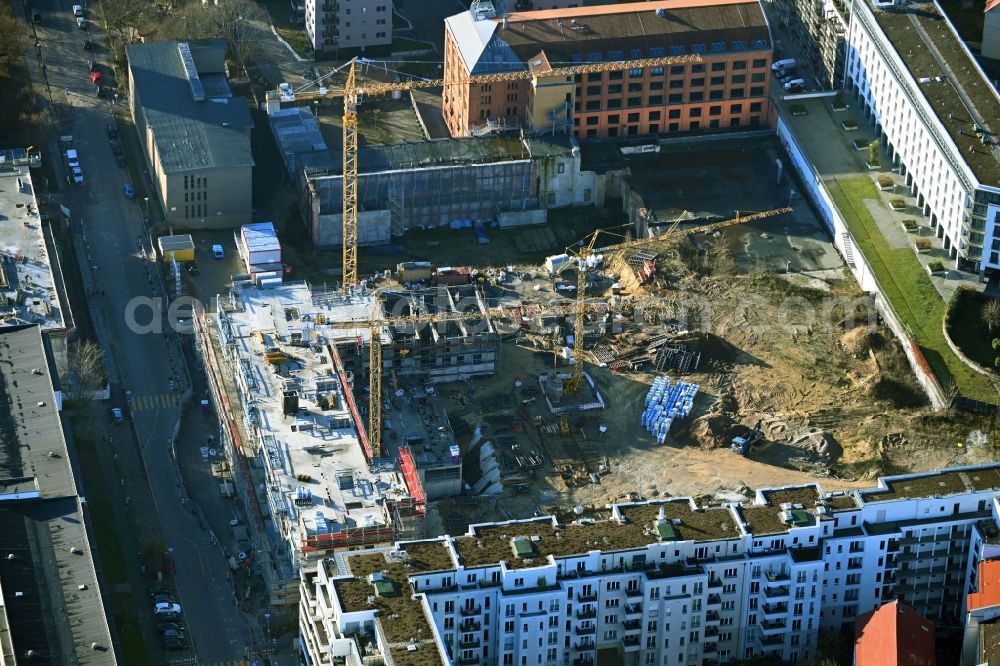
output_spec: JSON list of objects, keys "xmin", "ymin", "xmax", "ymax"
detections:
[
  {"xmin": 561, "ymin": 207, "xmax": 792, "ymax": 394},
  {"xmin": 731, "ymin": 420, "xmax": 764, "ymax": 455},
  {"xmin": 268, "ymin": 52, "xmax": 706, "ymax": 288}
]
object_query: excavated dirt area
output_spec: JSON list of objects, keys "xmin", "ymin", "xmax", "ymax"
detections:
[{"xmin": 428, "ymin": 243, "xmax": 996, "ymax": 533}]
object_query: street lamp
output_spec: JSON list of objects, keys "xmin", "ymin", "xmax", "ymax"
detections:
[
  {"xmin": 263, "ymin": 612, "xmax": 272, "ymax": 644},
  {"xmin": 143, "ymin": 197, "xmax": 149, "ymax": 226}
]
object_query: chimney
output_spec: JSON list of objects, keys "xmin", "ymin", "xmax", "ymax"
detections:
[
  {"xmin": 658, "ymin": 506, "xmax": 665, "ymax": 521},
  {"xmin": 502, "ymin": 15, "xmax": 508, "ymax": 29}
]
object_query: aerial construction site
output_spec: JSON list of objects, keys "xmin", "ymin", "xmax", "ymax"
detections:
[{"xmin": 193, "ymin": 135, "xmax": 990, "ymax": 612}]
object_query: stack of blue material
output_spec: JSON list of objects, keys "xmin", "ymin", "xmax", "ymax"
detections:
[{"xmin": 641, "ymin": 376, "xmax": 699, "ymax": 444}]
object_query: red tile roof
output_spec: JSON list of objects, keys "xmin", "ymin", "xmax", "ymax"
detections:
[
  {"xmin": 969, "ymin": 560, "xmax": 1000, "ymax": 612},
  {"xmin": 987, "ymin": 0, "xmax": 999, "ymax": 13},
  {"xmin": 855, "ymin": 600, "xmax": 934, "ymax": 666}
]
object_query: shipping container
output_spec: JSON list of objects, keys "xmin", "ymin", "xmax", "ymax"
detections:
[
  {"xmin": 240, "ymin": 222, "xmax": 281, "ymax": 266},
  {"xmin": 157, "ymin": 234, "xmax": 196, "ymax": 263},
  {"xmin": 396, "ymin": 261, "xmax": 433, "ymax": 282},
  {"xmin": 435, "ymin": 266, "xmax": 471, "ymax": 286}
]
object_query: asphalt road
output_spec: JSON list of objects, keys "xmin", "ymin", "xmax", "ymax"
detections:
[{"xmin": 24, "ymin": 0, "xmax": 254, "ymax": 661}]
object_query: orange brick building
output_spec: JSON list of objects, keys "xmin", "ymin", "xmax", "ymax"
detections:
[{"xmin": 442, "ymin": 0, "xmax": 774, "ymax": 139}]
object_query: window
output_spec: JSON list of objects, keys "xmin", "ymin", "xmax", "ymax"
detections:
[
  {"xmin": 651, "ymin": 66, "xmax": 664, "ymax": 76},
  {"xmin": 691, "ymin": 43, "xmax": 706, "ymax": 54},
  {"xmin": 731, "ymin": 74, "xmax": 746, "ymax": 84},
  {"xmin": 670, "ymin": 65, "xmax": 685, "ymax": 75},
  {"xmin": 730, "ymin": 88, "xmax": 745, "ymax": 98},
  {"xmin": 690, "ymin": 121, "xmax": 700, "ymax": 130},
  {"xmin": 608, "ymin": 98, "xmax": 622, "ymax": 109},
  {"xmin": 586, "ymin": 85, "xmax": 601, "ymax": 96},
  {"xmin": 709, "ymin": 119, "xmax": 720, "ymax": 129},
  {"xmin": 711, "ymin": 62, "xmax": 726, "ymax": 72},
  {"xmin": 751, "ymin": 72, "xmax": 765, "ymax": 83},
  {"xmin": 689, "ymin": 108, "xmax": 702, "ymax": 118},
  {"xmin": 609, "ymin": 71, "xmax": 623, "ymax": 80},
  {"xmin": 585, "ymin": 100, "xmax": 600, "ymax": 111},
  {"xmin": 648, "ymin": 95, "xmax": 663, "ymax": 105},
  {"xmin": 668, "ymin": 109, "xmax": 681, "ymax": 119},
  {"xmin": 752, "ymin": 58, "xmax": 767, "ymax": 68},
  {"xmin": 629, "ymin": 68, "xmax": 643, "ymax": 77},
  {"xmin": 732, "ymin": 40, "xmax": 747, "ymax": 50},
  {"xmin": 730, "ymin": 103, "xmax": 743, "ymax": 113},
  {"xmin": 627, "ymin": 112, "xmax": 640, "ymax": 122},
  {"xmin": 750, "ymin": 86, "xmax": 765, "ymax": 96},
  {"xmin": 609, "ymin": 49, "xmax": 624, "ymax": 60},
  {"xmin": 728, "ymin": 118, "xmax": 740, "ymax": 127},
  {"xmin": 692, "ymin": 64, "xmax": 705, "ymax": 73},
  {"xmin": 711, "ymin": 76, "xmax": 725, "ymax": 85},
  {"xmin": 670, "ymin": 45, "xmax": 685, "ymax": 55},
  {"xmin": 668, "ymin": 122, "xmax": 679, "ymax": 132},
  {"xmin": 627, "ymin": 96, "xmax": 642, "ymax": 107},
  {"xmin": 690, "ymin": 78, "xmax": 705, "ymax": 87},
  {"xmin": 587, "ymin": 72, "xmax": 601, "ymax": 81},
  {"xmin": 709, "ymin": 105, "xmax": 722, "ymax": 117},
  {"xmin": 710, "ymin": 90, "xmax": 724, "ymax": 100},
  {"xmin": 689, "ymin": 91, "xmax": 704, "ymax": 102},
  {"xmin": 586, "ymin": 116, "xmax": 599, "ymax": 126},
  {"xmin": 669, "ymin": 80, "xmax": 684, "ymax": 89},
  {"xmin": 649, "ymin": 81, "xmax": 664, "ymax": 90},
  {"xmin": 608, "ymin": 114, "xmax": 620, "ymax": 124},
  {"xmin": 668, "ymin": 93, "xmax": 682, "ymax": 103},
  {"xmin": 732, "ymin": 60, "xmax": 747, "ymax": 70}
]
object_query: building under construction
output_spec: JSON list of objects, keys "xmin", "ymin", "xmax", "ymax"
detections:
[{"xmin": 193, "ymin": 279, "xmax": 500, "ymax": 606}]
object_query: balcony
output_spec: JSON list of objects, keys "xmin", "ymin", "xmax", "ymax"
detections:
[
  {"xmin": 577, "ymin": 592, "xmax": 598, "ymax": 603},
  {"xmin": 708, "ymin": 577, "xmax": 722, "ymax": 589},
  {"xmin": 621, "ymin": 635, "xmax": 641, "ymax": 652},
  {"xmin": 704, "ymin": 642, "xmax": 718, "ymax": 654},
  {"xmin": 625, "ymin": 587, "xmax": 643, "ymax": 598},
  {"xmin": 760, "ymin": 634, "xmax": 784, "ymax": 646},
  {"xmin": 705, "ymin": 611, "xmax": 721, "ymax": 624},
  {"xmin": 704, "ymin": 626, "xmax": 719, "ymax": 638},
  {"xmin": 575, "ymin": 625, "xmax": 596, "ymax": 636},
  {"xmin": 765, "ymin": 572, "xmax": 790, "ymax": 583},
  {"xmin": 762, "ymin": 602, "xmax": 787, "ymax": 616},
  {"xmin": 460, "ymin": 605, "xmax": 482, "ymax": 616},
  {"xmin": 459, "ymin": 638, "xmax": 481, "ymax": 649},
  {"xmin": 458, "ymin": 658, "xmax": 478, "ymax": 666},
  {"xmin": 623, "ymin": 619, "xmax": 642, "ymax": 632},
  {"xmin": 761, "ymin": 619, "xmax": 787, "ymax": 634},
  {"xmin": 764, "ymin": 585, "xmax": 790, "ymax": 599},
  {"xmin": 624, "ymin": 603, "xmax": 642, "ymax": 617},
  {"xmin": 573, "ymin": 658, "xmax": 595, "ymax": 666},
  {"xmin": 707, "ymin": 593, "xmax": 722, "ymax": 607},
  {"xmin": 574, "ymin": 639, "xmax": 595, "ymax": 651},
  {"xmin": 576, "ymin": 607, "xmax": 596, "ymax": 620}
]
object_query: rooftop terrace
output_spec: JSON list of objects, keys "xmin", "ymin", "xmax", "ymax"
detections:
[
  {"xmin": 868, "ymin": 1, "xmax": 1000, "ymax": 187},
  {"xmin": 0, "ymin": 165, "xmax": 63, "ymax": 330},
  {"xmin": 860, "ymin": 468, "xmax": 974, "ymax": 502}
]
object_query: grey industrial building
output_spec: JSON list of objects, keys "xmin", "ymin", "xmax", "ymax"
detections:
[
  {"xmin": 127, "ymin": 40, "xmax": 254, "ymax": 230},
  {"xmin": 0, "ymin": 324, "xmax": 117, "ymax": 664},
  {"xmin": 286, "ymin": 131, "xmax": 611, "ymax": 248}
]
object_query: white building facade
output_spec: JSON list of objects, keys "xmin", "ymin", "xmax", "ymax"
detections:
[
  {"xmin": 841, "ymin": 0, "xmax": 1000, "ymax": 274},
  {"xmin": 299, "ymin": 463, "xmax": 1000, "ymax": 666},
  {"xmin": 304, "ymin": 0, "xmax": 392, "ymax": 56}
]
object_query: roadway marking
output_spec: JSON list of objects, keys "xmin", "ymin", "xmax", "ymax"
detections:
[{"xmin": 130, "ymin": 393, "xmax": 181, "ymax": 411}]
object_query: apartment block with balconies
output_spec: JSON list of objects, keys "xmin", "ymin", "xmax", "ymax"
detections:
[
  {"xmin": 304, "ymin": 0, "xmax": 392, "ymax": 56},
  {"xmin": 300, "ymin": 463, "xmax": 1000, "ymax": 666}
]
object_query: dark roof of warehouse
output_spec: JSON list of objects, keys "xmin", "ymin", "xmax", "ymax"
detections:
[
  {"xmin": 126, "ymin": 40, "xmax": 254, "ymax": 173},
  {"xmin": 0, "ymin": 325, "xmax": 74, "ymax": 499},
  {"xmin": 447, "ymin": 0, "xmax": 770, "ymax": 74}
]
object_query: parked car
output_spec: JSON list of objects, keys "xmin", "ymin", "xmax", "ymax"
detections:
[
  {"xmin": 72, "ymin": 4, "xmax": 83, "ymax": 16},
  {"xmin": 152, "ymin": 593, "xmax": 175, "ymax": 605},
  {"xmin": 110, "ymin": 139, "xmax": 123, "ymax": 156},
  {"xmin": 115, "ymin": 155, "xmax": 126, "ymax": 168},
  {"xmin": 64, "ymin": 148, "xmax": 80, "ymax": 169},
  {"xmin": 772, "ymin": 58, "xmax": 796, "ymax": 72},
  {"xmin": 775, "ymin": 68, "xmax": 797, "ymax": 81},
  {"xmin": 110, "ymin": 407, "xmax": 124, "ymax": 423},
  {"xmin": 106, "ymin": 123, "xmax": 118, "ymax": 139},
  {"xmin": 163, "ymin": 637, "xmax": 188, "ymax": 651},
  {"xmin": 162, "ymin": 628, "xmax": 185, "ymax": 641},
  {"xmin": 123, "ymin": 183, "xmax": 136, "ymax": 199},
  {"xmin": 211, "ymin": 244, "xmax": 224, "ymax": 259},
  {"xmin": 783, "ymin": 78, "xmax": 806, "ymax": 91},
  {"xmin": 158, "ymin": 622, "xmax": 185, "ymax": 633},
  {"xmin": 83, "ymin": 39, "xmax": 94, "ymax": 50},
  {"xmin": 153, "ymin": 602, "xmax": 182, "ymax": 616},
  {"xmin": 71, "ymin": 166, "xmax": 84, "ymax": 185},
  {"xmin": 76, "ymin": 16, "xmax": 86, "ymax": 28}
]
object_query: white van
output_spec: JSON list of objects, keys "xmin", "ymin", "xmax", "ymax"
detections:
[
  {"xmin": 783, "ymin": 78, "xmax": 806, "ymax": 91},
  {"xmin": 772, "ymin": 58, "xmax": 797, "ymax": 72}
]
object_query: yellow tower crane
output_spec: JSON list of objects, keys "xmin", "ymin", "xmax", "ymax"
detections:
[
  {"xmin": 561, "ymin": 207, "xmax": 793, "ymax": 394},
  {"xmin": 274, "ymin": 52, "xmax": 704, "ymax": 288}
]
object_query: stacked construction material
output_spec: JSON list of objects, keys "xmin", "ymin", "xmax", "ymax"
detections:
[{"xmin": 642, "ymin": 376, "xmax": 698, "ymax": 444}]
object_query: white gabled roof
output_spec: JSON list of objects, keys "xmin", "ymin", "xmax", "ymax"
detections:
[{"xmin": 446, "ymin": 10, "xmax": 499, "ymax": 74}]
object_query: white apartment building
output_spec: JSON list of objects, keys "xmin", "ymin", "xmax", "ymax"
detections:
[
  {"xmin": 299, "ymin": 463, "xmax": 1000, "ymax": 666},
  {"xmin": 840, "ymin": 0, "xmax": 1000, "ymax": 275},
  {"xmin": 304, "ymin": 0, "xmax": 392, "ymax": 56}
]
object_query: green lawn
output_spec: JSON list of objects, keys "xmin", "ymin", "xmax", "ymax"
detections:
[
  {"xmin": 827, "ymin": 176, "xmax": 997, "ymax": 400},
  {"xmin": 89, "ymin": 498, "xmax": 129, "ymax": 584},
  {"xmin": 112, "ymin": 591, "xmax": 149, "ymax": 665},
  {"xmin": 391, "ymin": 37, "xmax": 434, "ymax": 53}
]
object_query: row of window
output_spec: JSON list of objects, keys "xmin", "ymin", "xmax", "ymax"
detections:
[
  {"xmin": 574, "ymin": 59, "xmax": 769, "ymax": 82},
  {"xmin": 574, "ymin": 103, "xmax": 761, "ymax": 125},
  {"xmin": 578, "ymin": 73, "xmax": 766, "ymax": 97},
  {"xmin": 569, "ymin": 42, "xmax": 770, "ymax": 64},
  {"xmin": 183, "ymin": 174, "xmax": 206, "ymax": 190},
  {"xmin": 577, "ymin": 90, "xmax": 765, "ymax": 111},
  {"xmin": 184, "ymin": 204, "xmax": 206, "ymax": 219},
  {"xmin": 577, "ymin": 116, "xmax": 762, "ymax": 138},
  {"xmin": 184, "ymin": 191, "xmax": 206, "ymax": 203}
]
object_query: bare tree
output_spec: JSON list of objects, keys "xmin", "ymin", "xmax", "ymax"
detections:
[
  {"xmin": 0, "ymin": 4, "xmax": 21, "ymax": 68},
  {"xmin": 155, "ymin": 0, "xmax": 265, "ymax": 66},
  {"xmin": 101, "ymin": 0, "xmax": 152, "ymax": 44},
  {"xmin": 985, "ymin": 299, "xmax": 1000, "ymax": 334},
  {"xmin": 65, "ymin": 339, "xmax": 107, "ymax": 402}
]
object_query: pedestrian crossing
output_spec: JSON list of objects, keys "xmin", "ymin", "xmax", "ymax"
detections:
[{"xmin": 129, "ymin": 393, "xmax": 182, "ymax": 412}]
